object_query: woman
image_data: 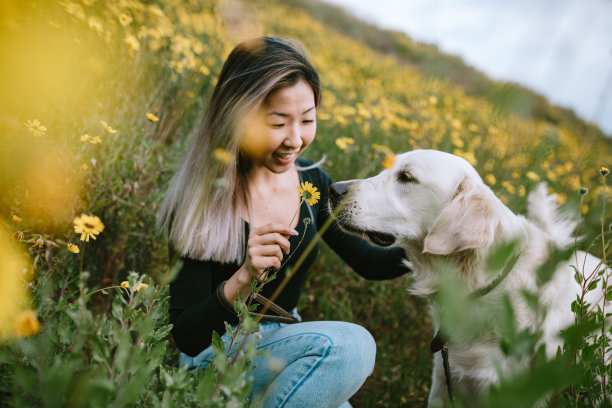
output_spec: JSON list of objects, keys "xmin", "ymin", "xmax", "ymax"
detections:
[{"xmin": 157, "ymin": 36, "xmax": 409, "ymax": 407}]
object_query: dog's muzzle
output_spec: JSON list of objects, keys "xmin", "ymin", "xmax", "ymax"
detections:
[
  {"xmin": 328, "ymin": 181, "xmax": 396, "ymax": 247},
  {"xmin": 328, "ymin": 181, "xmax": 353, "ymax": 209}
]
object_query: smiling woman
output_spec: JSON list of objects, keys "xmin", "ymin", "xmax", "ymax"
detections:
[{"xmin": 156, "ymin": 36, "xmax": 410, "ymax": 407}]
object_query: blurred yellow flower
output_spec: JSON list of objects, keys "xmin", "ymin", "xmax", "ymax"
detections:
[
  {"xmin": 88, "ymin": 16, "xmax": 104, "ymax": 33},
  {"xmin": 146, "ymin": 112, "xmax": 159, "ymax": 122},
  {"xmin": 24, "ymin": 119, "xmax": 47, "ymax": 137},
  {"xmin": 119, "ymin": 12, "xmax": 133, "ymax": 27},
  {"xmin": 335, "ymin": 137, "xmax": 354, "ymax": 151},
  {"xmin": 82, "ymin": 164, "xmax": 89, "ymax": 170},
  {"xmin": 135, "ymin": 282, "xmax": 149, "ymax": 291},
  {"xmin": 485, "ymin": 174, "xmax": 496, "ymax": 186},
  {"xmin": 32, "ymin": 237, "xmax": 44, "ymax": 248},
  {"xmin": 14, "ymin": 310, "xmax": 40, "ymax": 338},
  {"xmin": 73, "ymin": 214, "xmax": 105, "ymax": 242},
  {"xmin": 120, "ymin": 281, "xmax": 130, "ymax": 289},
  {"xmin": 80, "ymin": 134, "xmax": 102, "ymax": 144},
  {"xmin": 0, "ymin": 225, "xmax": 32, "ymax": 341},
  {"xmin": 67, "ymin": 243, "xmax": 80, "ymax": 254},
  {"xmin": 382, "ymin": 154, "xmax": 396, "ymax": 169},
  {"xmin": 214, "ymin": 148, "xmax": 233, "ymax": 164},
  {"xmin": 125, "ymin": 34, "xmax": 140, "ymax": 53},
  {"xmin": 12, "ymin": 215, "xmax": 22, "ymax": 223},
  {"xmin": 601, "ymin": 167, "xmax": 609, "ymax": 177},
  {"xmin": 298, "ymin": 182, "xmax": 320, "ymax": 206},
  {"xmin": 100, "ymin": 120, "xmax": 117, "ymax": 134},
  {"xmin": 526, "ymin": 171, "xmax": 539, "ymax": 181}
]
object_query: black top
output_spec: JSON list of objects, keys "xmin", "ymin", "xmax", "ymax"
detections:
[{"xmin": 169, "ymin": 157, "xmax": 410, "ymax": 357}]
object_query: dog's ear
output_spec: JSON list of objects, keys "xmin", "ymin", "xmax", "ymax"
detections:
[{"xmin": 423, "ymin": 176, "xmax": 496, "ymax": 255}]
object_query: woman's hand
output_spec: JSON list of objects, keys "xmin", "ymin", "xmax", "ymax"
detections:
[
  {"xmin": 243, "ymin": 223, "xmax": 298, "ymax": 282},
  {"xmin": 224, "ymin": 223, "xmax": 298, "ymax": 303}
]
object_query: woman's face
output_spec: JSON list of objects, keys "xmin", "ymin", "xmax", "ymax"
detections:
[{"xmin": 241, "ymin": 79, "xmax": 317, "ymax": 173}]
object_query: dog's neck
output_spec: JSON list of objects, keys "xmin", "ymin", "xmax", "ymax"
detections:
[{"xmin": 405, "ymin": 213, "xmax": 533, "ymax": 298}]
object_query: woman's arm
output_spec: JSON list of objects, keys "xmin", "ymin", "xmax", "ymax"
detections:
[{"xmin": 169, "ymin": 255, "xmax": 238, "ymax": 357}]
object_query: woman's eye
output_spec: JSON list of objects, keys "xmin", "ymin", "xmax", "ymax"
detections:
[
  {"xmin": 397, "ymin": 171, "xmax": 416, "ymax": 183},
  {"xmin": 303, "ymin": 119, "xmax": 315, "ymax": 125},
  {"xmin": 269, "ymin": 123, "xmax": 285, "ymax": 128}
]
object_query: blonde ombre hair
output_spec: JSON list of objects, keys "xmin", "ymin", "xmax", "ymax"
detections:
[{"xmin": 156, "ymin": 37, "xmax": 321, "ymax": 263}]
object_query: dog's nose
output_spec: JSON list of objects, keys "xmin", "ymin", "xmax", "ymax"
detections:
[{"xmin": 329, "ymin": 182, "xmax": 351, "ymax": 199}]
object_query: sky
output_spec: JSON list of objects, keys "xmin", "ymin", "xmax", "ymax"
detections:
[{"xmin": 325, "ymin": 0, "xmax": 612, "ymax": 136}]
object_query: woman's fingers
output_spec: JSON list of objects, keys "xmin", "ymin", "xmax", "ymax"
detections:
[
  {"xmin": 245, "ymin": 223, "xmax": 299, "ymax": 279},
  {"xmin": 250, "ymin": 232, "xmax": 292, "ymax": 254}
]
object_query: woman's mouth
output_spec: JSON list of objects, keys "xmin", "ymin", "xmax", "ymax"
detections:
[{"xmin": 274, "ymin": 152, "xmax": 296, "ymax": 162}]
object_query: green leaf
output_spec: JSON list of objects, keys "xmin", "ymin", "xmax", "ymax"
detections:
[
  {"xmin": 574, "ymin": 270, "xmax": 583, "ymax": 285},
  {"xmin": 587, "ymin": 278, "xmax": 600, "ymax": 292},
  {"xmin": 196, "ymin": 367, "xmax": 217, "ymax": 402},
  {"xmin": 486, "ymin": 240, "xmax": 519, "ymax": 271},
  {"xmin": 211, "ymin": 331, "xmax": 225, "ymax": 356}
]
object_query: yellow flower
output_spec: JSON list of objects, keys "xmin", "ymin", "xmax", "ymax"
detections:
[
  {"xmin": 526, "ymin": 171, "xmax": 539, "ymax": 181},
  {"xmin": 119, "ymin": 11, "xmax": 133, "ymax": 26},
  {"xmin": 298, "ymin": 182, "xmax": 320, "ymax": 206},
  {"xmin": 88, "ymin": 16, "xmax": 104, "ymax": 33},
  {"xmin": 382, "ymin": 154, "xmax": 396, "ymax": 169},
  {"xmin": 67, "ymin": 243, "xmax": 79, "ymax": 254},
  {"xmin": 73, "ymin": 214, "xmax": 105, "ymax": 242},
  {"xmin": 146, "ymin": 112, "xmax": 159, "ymax": 122},
  {"xmin": 100, "ymin": 120, "xmax": 117, "ymax": 134},
  {"xmin": 125, "ymin": 34, "xmax": 140, "ymax": 53},
  {"xmin": 32, "ymin": 237, "xmax": 44, "ymax": 248},
  {"xmin": 24, "ymin": 119, "xmax": 47, "ymax": 137},
  {"xmin": 214, "ymin": 148, "xmax": 233, "ymax": 164},
  {"xmin": 601, "ymin": 167, "xmax": 609, "ymax": 177},
  {"xmin": 485, "ymin": 174, "xmax": 496, "ymax": 186},
  {"xmin": 0, "ymin": 225, "xmax": 32, "ymax": 340},
  {"xmin": 82, "ymin": 163, "xmax": 89, "ymax": 170},
  {"xmin": 335, "ymin": 137, "xmax": 354, "ymax": 151},
  {"xmin": 12, "ymin": 215, "xmax": 22, "ymax": 223},
  {"xmin": 120, "ymin": 281, "xmax": 130, "ymax": 289},
  {"xmin": 80, "ymin": 134, "xmax": 102, "ymax": 144},
  {"xmin": 135, "ymin": 282, "xmax": 149, "ymax": 292},
  {"xmin": 14, "ymin": 310, "xmax": 40, "ymax": 338}
]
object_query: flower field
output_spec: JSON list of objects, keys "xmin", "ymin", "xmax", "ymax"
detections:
[{"xmin": 1, "ymin": 0, "xmax": 611, "ymax": 406}]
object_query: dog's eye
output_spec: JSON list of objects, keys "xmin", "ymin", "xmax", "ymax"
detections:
[{"xmin": 397, "ymin": 171, "xmax": 417, "ymax": 183}]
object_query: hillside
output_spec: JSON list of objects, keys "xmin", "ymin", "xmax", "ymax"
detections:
[{"xmin": 1, "ymin": 0, "xmax": 611, "ymax": 406}]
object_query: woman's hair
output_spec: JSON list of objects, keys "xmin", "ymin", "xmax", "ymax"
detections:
[{"xmin": 156, "ymin": 36, "xmax": 321, "ymax": 263}]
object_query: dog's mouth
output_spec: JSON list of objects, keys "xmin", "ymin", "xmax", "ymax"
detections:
[
  {"xmin": 366, "ymin": 231, "xmax": 396, "ymax": 247},
  {"xmin": 338, "ymin": 222, "xmax": 396, "ymax": 247}
]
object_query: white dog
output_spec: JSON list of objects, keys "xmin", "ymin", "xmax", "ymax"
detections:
[{"xmin": 328, "ymin": 149, "xmax": 607, "ymax": 406}]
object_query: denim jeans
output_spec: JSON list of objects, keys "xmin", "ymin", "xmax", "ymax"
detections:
[{"xmin": 179, "ymin": 318, "xmax": 376, "ymax": 408}]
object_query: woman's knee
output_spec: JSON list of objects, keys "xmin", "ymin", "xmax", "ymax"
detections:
[{"xmin": 319, "ymin": 322, "xmax": 377, "ymax": 381}]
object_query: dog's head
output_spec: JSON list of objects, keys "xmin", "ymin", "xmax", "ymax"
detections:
[{"xmin": 329, "ymin": 149, "xmax": 504, "ymax": 255}]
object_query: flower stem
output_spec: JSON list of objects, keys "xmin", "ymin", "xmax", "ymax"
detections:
[{"xmin": 289, "ymin": 198, "xmax": 305, "ymax": 227}]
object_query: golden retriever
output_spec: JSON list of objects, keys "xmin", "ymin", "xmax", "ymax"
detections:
[{"xmin": 328, "ymin": 149, "xmax": 607, "ymax": 406}]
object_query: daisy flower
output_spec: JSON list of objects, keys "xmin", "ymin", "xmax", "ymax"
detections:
[
  {"xmin": 24, "ymin": 119, "xmax": 47, "ymax": 137},
  {"xmin": 100, "ymin": 120, "xmax": 118, "ymax": 134},
  {"xmin": 298, "ymin": 181, "xmax": 320, "ymax": 206},
  {"xmin": 73, "ymin": 214, "xmax": 105, "ymax": 242}
]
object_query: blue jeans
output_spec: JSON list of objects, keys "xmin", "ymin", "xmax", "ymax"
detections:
[{"xmin": 179, "ymin": 319, "xmax": 376, "ymax": 408}]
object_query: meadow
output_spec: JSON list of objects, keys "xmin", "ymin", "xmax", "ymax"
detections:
[{"xmin": 1, "ymin": 0, "xmax": 611, "ymax": 406}]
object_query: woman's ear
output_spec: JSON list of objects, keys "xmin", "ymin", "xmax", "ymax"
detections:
[{"xmin": 423, "ymin": 176, "xmax": 496, "ymax": 255}]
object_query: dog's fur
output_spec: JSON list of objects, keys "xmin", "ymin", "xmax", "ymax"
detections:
[{"xmin": 329, "ymin": 149, "xmax": 607, "ymax": 406}]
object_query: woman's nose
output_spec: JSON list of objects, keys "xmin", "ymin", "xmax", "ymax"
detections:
[{"xmin": 284, "ymin": 123, "xmax": 303, "ymax": 148}]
